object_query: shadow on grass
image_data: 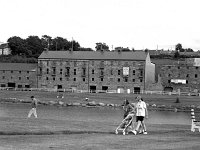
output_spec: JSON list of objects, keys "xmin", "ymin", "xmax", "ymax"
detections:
[{"xmin": 0, "ymin": 130, "xmax": 115, "ymax": 135}]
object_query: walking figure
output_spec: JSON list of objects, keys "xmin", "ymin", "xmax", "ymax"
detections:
[{"xmin": 28, "ymin": 96, "xmax": 38, "ymax": 118}]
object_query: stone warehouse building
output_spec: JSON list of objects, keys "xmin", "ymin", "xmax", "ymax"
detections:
[
  {"xmin": 0, "ymin": 63, "xmax": 37, "ymax": 88},
  {"xmin": 38, "ymin": 51, "xmax": 155, "ymax": 93},
  {"xmin": 159, "ymin": 58, "xmax": 200, "ymax": 92}
]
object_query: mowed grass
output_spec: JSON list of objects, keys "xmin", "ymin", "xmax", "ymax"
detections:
[
  {"xmin": 0, "ymin": 90, "xmax": 200, "ymax": 150},
  {"xmin": 1, "ymin": 90, "xmax": 200, "ymax": 108}
]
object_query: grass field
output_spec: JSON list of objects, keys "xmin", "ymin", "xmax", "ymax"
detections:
[
  {"xmin": 1, "ymin": 90, "xmax": 200, "ymax": 109},
  {"xmin": 0, "ymin": 90, "xmax": 200, "ymax": 150}
]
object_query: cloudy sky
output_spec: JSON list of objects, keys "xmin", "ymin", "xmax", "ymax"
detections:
[{"xmin": 0, "ymin": 0, "xmax": 200, "ymax": 50}]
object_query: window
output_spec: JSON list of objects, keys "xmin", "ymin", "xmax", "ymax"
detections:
[
  {"xmin": 53, "ymin": 67, "xmax": 56, "ymax": 74},
  {"xmin": 168, "ymin": 74, "xmax": 171, "ymax": 77},
  {"xmin": 132, "ymin": 79, "xmax": 135, "ymax": 82},
  {"xmin": 195, "ymin": 74, "xmax": 198, "ymax": 78},
  {"xmin": 19, "ymin": 77, "xmax": 21, "ymax": 80},
  {"xmin": 92, "ymin": 78, "xmax": 94, "ymax": 81},
  {"xmin": 73, "ymin": 78, "xmax": 76, "ymax": 81},
  {"xmin": 118, "ymin": 78, "xmax": 120, "ymax": 82},
  {"xmin": 83, "ymin": 78, "xmax": 85, "ymax": 82},
  {"xmin": 53, "ymin": 77, "xmax": 55, "ymax": 81},
  {"xmin": 82, "ymin": 68, "xmax": 86, "ymax": 76},
  {"xmin": 125, "ymin": 78, "xmax": 128, "ymax": 82},
  {"xmin": 178, "ymin": 66, "xmax": 180, "ymax": 69},
  {"xmin": 19, "ymin": 71, "xmax": 21, "ymax": 74},
  {"xmin": 2, "ymin": 76, "xmax": 5, "ymax": 79},
  {"xmin": 60, "ymin": 78, "xmax": 62, "ymax": 81},
  {"xmin": 168, "ymin": 80, "xmax": 170, "ymax": 83},
  {"xmin": 92, "ymin": 69, "xmax": 94, "ymax": 74},
  {"xmin": 100, "ymin": 78, "xmax": 103, "ymax": 81},
  {"xmin": 186, "ymin": 74, "xmax": 189, "ymax": 77},
  {"xmin": 168, "ymin": 66, "xmax": 171, "ymax": 69},
  {"xmin": 186, "ymin": 80, "xmax": 188, "ymax": 84},
  {"xmin": 11, "ymin": 71, "xmax": 13, "ymax": 73},
  {"xmin": 100, "ymin": 69, "xmax": 104, "ymax": 76},
  {"xmin": 60, "ymin": 69, "xmax": 62, "ymax": 75},
  {"xmin": 47, "ymin": 69, "xmax": 49, "ymax": 74},
  {"xmin": 27, "ymin": 71, "xmax": 29, "ymax": 74},
  {"xmin": 74, "ymin": 69, "xmax": 76, "ymax": 75},
  {"xmin": 3, "ymin": 70, "xmax": 5, "ymax": 73},
  {"xmin": 140, "ymin": 79, "xmax": 143, "ymax": 82},
  {"xmin": 66, "ymin": 67, "xmax": 70, "ymax": 76},
  {"xmin": 27, "ymin": 77, "xmax": 29, "ymax": 80},
  {"xmin": 196, "ymin": 67, "xmax": 198, "ymax": 70},
  {"xmin": 140, "ymin": 70, "xmax": 143, "ymax": 76},
  {"xmin": 118, "ymin": 70, "xmax": 121, "ymax": 75},
  {"xmin": 133, "ymin": 70, "xmax": 135, "ymax": 75},
  {"xmin": 46, "ymin": 77, "xmax": 49, "ymax": 80},
  {"xmin": 110, "ymin": 69, "xmax": 113, "ymax": 75}
]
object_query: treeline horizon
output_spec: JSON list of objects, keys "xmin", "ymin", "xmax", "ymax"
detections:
[{"xmin": 0, "ymin": 35, "xmax": 199, "ymax": 63}]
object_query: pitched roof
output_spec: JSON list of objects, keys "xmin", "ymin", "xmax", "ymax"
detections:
[
  {"xmin": 38, "ymin": 51, "xmax": 147, "ymax": 61},
  {"xmin": 0, "ymin": 63, "xmax": 37, "ymax": 71},
  {"xmin": 0, "ymin": 43, "xmax": 9, "ymax": 49}
]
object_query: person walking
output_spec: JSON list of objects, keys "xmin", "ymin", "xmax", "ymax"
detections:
[
  {"xmin": 28, "ymin": 96, "xmax": 38, "ymax": 118},
  {"xmin": 132, "ymin": 95, "xmax": 148, "ymax": 135},
  {"xmin": 123, "ymin": 99, "xmax": 135, "ymax": 119}
]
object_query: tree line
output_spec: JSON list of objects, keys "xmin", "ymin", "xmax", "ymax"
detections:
[{"xmin": 0, "ymin": 35, "xmax": 197, "ymax": 63}]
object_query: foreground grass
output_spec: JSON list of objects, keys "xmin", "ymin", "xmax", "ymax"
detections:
[
  {"xmin": 0, "ymin": 116, "xmax": 199, "ymax": 150},
  {"xmin": 0, "ymin": 91, "xmax": 200, "ymax": 149}
]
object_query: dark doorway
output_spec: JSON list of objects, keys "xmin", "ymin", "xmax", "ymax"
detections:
[
  {"xmin": 101, "ymin": 86, "xmax": 108, "ymax": 93},
  {"xmin": 164, "ymin": 87, "xmax": 173, "ymax": 92},
  {"xmin": 25, "ymin": 85, "xmax": 30, "ymax": 88},
  {"xmin": 8, "ymin": 82, "xmax": 15, "ymax": 88},
  {"xmin": 134, "ymin": 87, "xmax": 140, "ymax": 94},
  {"xmin": 102, "ymin": 86, "xmax": 108, "ymax": 91},
  {"xmin": 90, "ymin": 85, "xmax": 96, "ymax": 93}
]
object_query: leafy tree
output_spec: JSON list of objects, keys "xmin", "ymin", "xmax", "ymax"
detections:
[
  {"xmin": 8, "ymin": 36, "xmax": 28, "ymax": 56},
  {"xmin": 175, "ymin": 43, "xmax": 183, "ymax": 52},
  {"xmin": 95, "ymin": 43, "xmax": 109, "ymax": 51},
  {"xmin": 26, "ymin": 36, "xmax": 44, "ymax": 57}
]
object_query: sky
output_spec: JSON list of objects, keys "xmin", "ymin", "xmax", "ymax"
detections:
[{"xmin": 1, "ymin": 0, "xmax": 200, "ymax": 51}]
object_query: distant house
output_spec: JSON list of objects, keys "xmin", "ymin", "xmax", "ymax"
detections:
[
  {"xmin": 0, "ymin": 43, "xmax": 11, "ymax": 55},
  {"xmin": 0, "ymin": 63, "xmax": 37, "ymax": 88},
  {"xmin": 38, "ymin": 50, "xmax": 155, "ymax": 93}
]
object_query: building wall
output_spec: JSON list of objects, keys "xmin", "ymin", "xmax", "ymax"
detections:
[
  {"xmin": 38, "ymin": 59, "xmax": 146, "ymax": 93},
  {"xmin": 160, "ymin": 64, "xmax": 200, "ymax": 92},
  {"xmin": 0, "ymin": 70, "xmax": 37, "ymax": 88}
]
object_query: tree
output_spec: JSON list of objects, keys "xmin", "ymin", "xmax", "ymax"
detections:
[
  {"xmin": 26, "ymin": 36, "xmax": 44, "ymax": 57},
  {"xmin": 95, "ymin": 43, "xmax": 109, "ymax": 51},
  {"xmin": 7, "ymin": 36, "xmax": 28, "ymax": 56},
  {"xmin": 175, "ymin": 43, "xmax": 183, "ymax": 52}
]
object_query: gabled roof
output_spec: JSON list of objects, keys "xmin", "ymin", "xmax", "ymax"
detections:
[
  {"xmin": 38, "ymin": 51, "xmax": 147, "ymax": 61},
  {"xmin": 0, "ymin": 63, "xmax": 37, "ymax": 71},
  {"xmin": 0, "ymin": 43, "xmax": 9, "ymax": 49}
]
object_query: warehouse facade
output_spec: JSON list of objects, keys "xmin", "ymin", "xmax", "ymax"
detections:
[{"xmin": 38, "ymin": 50, "xmax": 155, "ymax": 93}]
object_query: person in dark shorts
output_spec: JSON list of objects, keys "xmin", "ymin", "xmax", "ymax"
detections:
[{"xmin": 132, "ymin": 95, "xmax": 148, "ymax": 135}]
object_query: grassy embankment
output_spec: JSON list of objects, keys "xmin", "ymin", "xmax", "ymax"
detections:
[{"xmin": 0, "ymin": 90, "xmax": 200, "ymax": 111}]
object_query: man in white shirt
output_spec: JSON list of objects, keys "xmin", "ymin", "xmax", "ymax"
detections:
[{"xmin": 132, "ymin": 95, "xmax": 148, "ymax": 135}]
